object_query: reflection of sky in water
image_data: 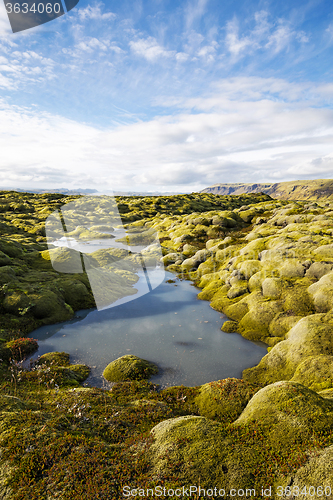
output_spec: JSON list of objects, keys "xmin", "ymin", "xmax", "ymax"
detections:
[
  {"xmin": 27, "ymin": 272, "xmax": 267, "ymax": 389},
  {"xmin": 51, "ymin": 227, "xmax": 147, "ymax": 254}
]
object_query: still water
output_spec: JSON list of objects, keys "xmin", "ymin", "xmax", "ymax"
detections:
[{"xmin": 27, "ymin": 272, "xmax": 266, "ymax": 388}]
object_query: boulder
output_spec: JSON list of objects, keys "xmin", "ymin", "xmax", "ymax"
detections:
[
  {"xmin": 243, "ymin": 315, "xmax": 333, "ymax": 385},
  {"xmin": 308, "ymin": 272, "xmax": 333, "ymax": 312},
  {"xmin": 291, "ymin": 355, "xmax": 333, "ymax": 391},
  {"xmin": 306, "ymin": 261, "xmax": 333, "ymax": 280},
  {"xmin": 221, "ymin": 320, "xmax": 239, "ymax": 333},
  {"xmin": 262, "ymin": 278, "xmax": 283, "ymax": 299},
  {"xmin": 149, "ymin": 415, "xmax": 256, "ymax": 488},
  {"xmin": 195, "ymin": 378, "xmax": 258, "ymax": 423},
  {"xmin": 234, "ymin": 381, "xmax": 333, "ymax": 444},
  {"xmin": 103, "ymin": 355, "xmax": 158, "ymax": 382}
]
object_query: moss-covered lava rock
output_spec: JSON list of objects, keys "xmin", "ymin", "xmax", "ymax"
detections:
[
  {"xmin": 234, "ymin": 381, "xmax": 333, "ymax": 444},
  {"xmin": 103, "ymin": 355, "xmax": 158, "ymax": 382},
  {"xmin": 195, "ymin": 378, "xmax": 259, "ymax": 423}
]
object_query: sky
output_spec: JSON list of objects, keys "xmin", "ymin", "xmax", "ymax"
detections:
[{"xmin": 0, "ymin": 0, "xmax": 332, "ymax": 193}]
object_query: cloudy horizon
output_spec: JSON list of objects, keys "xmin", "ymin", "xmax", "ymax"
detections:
[{"xmin": 0, "ymin": 0, "xmax": 332, "ymax": 194}]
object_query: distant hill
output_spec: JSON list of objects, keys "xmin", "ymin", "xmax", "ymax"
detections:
[
  {"xmin": 3, "ymin": 187, "xmax": 99, "ymax": 196},
  {"xmin": 200, "ymin": 179, "xmax": 333, "ymax": 201}
]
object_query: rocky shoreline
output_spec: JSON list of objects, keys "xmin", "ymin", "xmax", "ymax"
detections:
[{"xmin": 1, "ymin": 190, "xmax": 333, "ymax": 498}]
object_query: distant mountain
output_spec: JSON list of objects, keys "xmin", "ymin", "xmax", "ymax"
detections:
[
  {"xmin": 113, "ymin": 191, "xmax": 180, "ymax": 196},
  {"xmin": 5, "ymin": 188, "xmax": 99, "ymax": 196},
  {"xmin": 200, "ymin": 179, "xmax": 333, "ymax": 201},
  {"xmin": 3, "ymin": 188, "xmax": 181, "ymax": 197}
]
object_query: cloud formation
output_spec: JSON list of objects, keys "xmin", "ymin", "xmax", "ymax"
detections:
[
  {"xmin": 0, "ymin": 1, "xmax": 332, "ymax": 193},
  {"xmin": 0, "ymin": 76, "xmax": 332, "ymax": 192}
]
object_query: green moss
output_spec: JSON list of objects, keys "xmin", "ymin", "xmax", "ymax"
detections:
[
  {"xmin": 5, "ymin": 337, "xmax": 38, "ymax": 361},
  {"xmin": 268, "ymin": 314, "xmax": 302, "ymax": 337},
  {"xmin": 238, "ymin": 298, "xmax": 283, "ymax": 341},
  {"xmin": 308, "ymin": 271, "xmax": 333, "ymax": 312},
  {"xmin": 195, "ymin": 378, "xmax": 258, "ymax": 423},
  {"xmin": 234, "ymin": 381, "xmax": 333, "ymax": 444},
  {"xmin": 243, "ymin": 314, "xmax": 333, "ymax": 385},
  {"xmin": 277, "ymin": 445, "xmax": 333, "ymax": 495},
  {"xmin": 41, "ymin": 247, "xmax": 84, "ymax": 273},
  {"xmin": 103, "ymin": 355, "xmax": 158, "ymax": 382},
  {"xmin": 262, "ymin": 278, "xmax": 284, "ymax": 299},
  {"xmin": 0, "ymin": 395, "xmax": 26, "ymax": 412},
  {"xmin": 32, "ymin": 290, "xmax": 74, "ymax": 323},
  {"xmin": 291, "ymin": 355, "xmax": 333, "ymax": 391},
  {"xmin": 0, "ymin": 239, "xmax": 23, "ymax": 258},
  {"xmin": 221, "ymin": 320, "xmax": 239, "ymax": 333},
  {"xmin": 37, "ymin": 351, "xmax": 70, "ymax": 366},
  {"xmin": 197, "ymin": 278, "xmax": 223, "ymax": 300}
]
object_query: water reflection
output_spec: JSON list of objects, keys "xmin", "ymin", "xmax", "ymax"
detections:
[{"xmin": 27, "ymin": 272, "xmax": 267, "ymax": 388}]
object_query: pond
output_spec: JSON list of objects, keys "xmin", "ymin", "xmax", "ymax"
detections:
[{"xmin": 27, "ymin": 271, "xmax": 267, "ymax": 388}]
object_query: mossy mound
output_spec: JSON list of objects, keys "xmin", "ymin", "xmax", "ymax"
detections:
[
  {"xmin": 32, "ymin": 290, "xmax": 74, "ymax": 323},
  {"xmin": 103, "ymin": 355, "xmax": 158, "ymax": 382},
  {"xmin": 0, "ymin": 251, "xmax": 11, "ymax": 267},
  {"xmin": 41, "ymin": 247, "xmax": 84, "ymax": 273},
  {"xmin": 221, "ymin": 320, "xmax": 239, "ymax": 333},
  {"xmin": 291, "ymin": 355, "xmax": 333, "ymax": 391},
  {"xmin": 308, "ymin": 271, "xmax": 333, "ymax": 312},
  {"xmin": 0, "ymin": 238, "xmax": 23, "ymax": 258},
  {"xmin": 243, "ymin": 314, "xmax": 333, "ymax": 385},
  {"xmin": 195, "ymin": 378, "xmax": 258, "ymax": 423},
  {"xmin": 149, "ymin": 415, "xmax": 258, "ymax": 489},
  {"xmin": 5, "ymin": 337, "xmax": 38, "ymax": 361},
  {"xmin": 27, "ymin": 351, "xmax": 90, "ymax": 386},
  {"xmin": 56, "ymin": 279, "xmax": 94, "ymax": 310},
  {"xmin": 234, "ymin": 381, "xmax": 333, "ymax": 443},
  {"xmin": 36, "ymin": 351, "xmax": 70, "ymax": 366}
]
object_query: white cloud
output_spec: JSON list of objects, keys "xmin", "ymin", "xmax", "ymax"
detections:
[
  {"xmin": 287, "ymin": 155, "xmax": 333, "ymax": 176},
  {"xmin": 197, "ymin": 42, "xmax": 218, "ymax": 62},
  {"xmin": 77, "ymin": 4, "xmax": 116, "ymax": 22},
  {"xmin": 0, "ymin": 47, "xmax": 56, "ymax": 89},
  {"xmin": 184, "ymin": 0, "xmax": 209, "ymax": 31},
  {"xmin": 265, "ymin": 23, "xmax": 294, "ymax": 53},
  {"xmin": 0, "ymin": 1, "xmax": 12, "ymax": 37},
  {"xmin": 0, "ymin": 77, "xmax": 332, "ymax": 192},
  {"xmin": 225, "ymin": 12, "xmax": 309, "ymax": 59},
  {"xmin": 76, "ymin": 37, "xmax": 109, "ymax": 52},
  {"xmin": 175, "ymin": 52, "xmax": 189, "ymax": 63},
  {"xmin": 129, "ymin": 37, "xmax": 175, "ymax": 62},
  {"xmin": 225, "ymin": 18, "xmax": 252, "ymax": 56},
  {"xmin": 326, "ymin": 23, "xmax": 333, "ymax": 43}
]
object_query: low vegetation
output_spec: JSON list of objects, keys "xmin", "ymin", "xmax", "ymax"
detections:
[{"xmin": 1, "ymin": 190, "xmax": 333, "ymax": 499}]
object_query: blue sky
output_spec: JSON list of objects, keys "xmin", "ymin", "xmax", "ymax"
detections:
[{"xmin": 0, "ymin": 0, "xmax": 332, "ymax": 193}]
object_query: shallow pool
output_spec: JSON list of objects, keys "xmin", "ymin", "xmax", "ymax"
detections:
[{"xmin": 27, "ymin": 272, "xmax": 267, "ymax": 388}]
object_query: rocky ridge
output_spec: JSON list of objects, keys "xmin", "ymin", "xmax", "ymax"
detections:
[{"xmin": 201, "ymin": 178, "xmax": 333, "ymax": 201}]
